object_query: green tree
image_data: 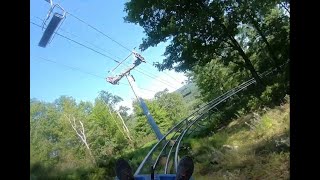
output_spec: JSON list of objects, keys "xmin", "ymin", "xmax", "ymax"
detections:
[
  {"xmin": 31, "ymin": 92, "xmax": 138, "ymax": 179},
  {"xmin": 99, "ymin": 90, "xmax": 123, "ymax": 110},
  {"xmin": 133, "ymin": 99, "xmax": 170, "ymax": 137},
  {"xmin": 192, "ymin": 59, "xmax": 242, "ymax": 102},
  {"xmin": 124, "ymin": 0, "xmax": 264, "ymax": 85},
  {"xmin": 118, "ymin": 105, "xmax": 131, "ymax": 121},
  {"xmin": 89, "ymin": 98, "xmax": 129, "ymax": 157},
  {"xmin": 155, "ymin": 90, "xmax": 188, "ymax": 125}
]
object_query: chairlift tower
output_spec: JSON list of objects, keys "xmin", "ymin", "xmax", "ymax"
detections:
[
  {"xmin": 38, "ymin": 0, "xmax": 164, "ymax": 141},
  {"xmin": 106, "ymin": 52, "xmax": 164, "ymax": 141}
]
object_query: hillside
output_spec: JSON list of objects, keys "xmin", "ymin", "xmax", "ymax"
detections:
[
  {"xmin": 174, "ymin": 82, "xmax": 202, "ymax": 110},
  {"xmin": 181, "ymin": 101, "xmax": 290, "ymax": 179},
  {"xmin": 175, "ymin": 83, "xmax": 200, "ymax": 102}
]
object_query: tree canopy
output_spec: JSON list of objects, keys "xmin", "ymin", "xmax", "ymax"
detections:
[{"xmin": 124, "ymin": 0, "xmax": 289, "ymax": 85}]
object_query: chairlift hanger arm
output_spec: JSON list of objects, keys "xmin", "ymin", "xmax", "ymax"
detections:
[
  {"xmin": 106, "ymin": 53, "xmax": 146, "ymax": 85},
  {"xmin": 45, "ymin": 0, "xmax": 53, "ymax": 6}
]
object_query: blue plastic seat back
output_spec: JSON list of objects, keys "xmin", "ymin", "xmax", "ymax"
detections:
[
  {"xmin": 134, "ymin": 174, "xmax": 176, "ymax": 180},
  {"xmin": 115, "ymin": 174, "xmax": 194, "ymax": 180},
  {"xmin": 38, "ymin": 12, "xmax": 64, "ymax": 47}
]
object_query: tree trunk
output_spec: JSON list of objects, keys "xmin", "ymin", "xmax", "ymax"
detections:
[
  {"xmin": 116, "ymin": 111, "xmax": 133, "ymax": 142},
  {"xmin": 280, "ymin": 2, "xmax": 290, "ymax": 14},
  {"xmin": 247, "ymin": 13, "xmax": 280, "ymax": 70},
  {"xmin": 231, "ymin": 37, "xmax": 264, "ymax": 86},
  {"xmin": 66, "ymin": 115, "xmax": 96, "ymax": 165},
  {"xmin": 215, "ymin": 18, "xmax": 264, "ymax": 86}
]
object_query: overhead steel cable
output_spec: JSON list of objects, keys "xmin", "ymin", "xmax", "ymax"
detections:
[
  {"xmin": 31, "ymin": 21, "xmax": 121, "ymax": 63},
  {"xmin": 66, "ymin": 12, "xmax": 133, "ymax": 53},
  {"xmin": 32, "ymin": 16, "xmax": 125, "ymax": 62},
  {"xmin": 31, "ymin": 21, "xmax": 177, "ymax": 89},
  {"xmin": 31, "ymin": 55, "xmax": 158, "ymax": 93},
  {"xmin": 64, "ymin": 13, "xmax": 183, "ymax": 84}
]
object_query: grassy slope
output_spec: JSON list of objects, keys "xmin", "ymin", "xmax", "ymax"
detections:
[{"xmin": 184, "ymin": 102, "xmax": 290, "ymax": 179}]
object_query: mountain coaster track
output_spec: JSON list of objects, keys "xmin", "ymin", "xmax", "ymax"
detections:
[{"xmin": 133, "ymin": 61, "xmax": 289, "ymax": 178}]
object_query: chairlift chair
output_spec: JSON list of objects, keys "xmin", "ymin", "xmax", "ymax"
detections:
[
  {"xmin": 106, "ymin": 76, "xmax": 121, "ymax": 85},
  {"xmin": 38, "ymin": 0, "xmax": 66, "ymax": 47}
]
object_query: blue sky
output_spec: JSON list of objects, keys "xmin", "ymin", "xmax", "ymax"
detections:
[{"xmin": 30, "ymin": 0, "xmax": 187, "ymax": 110}]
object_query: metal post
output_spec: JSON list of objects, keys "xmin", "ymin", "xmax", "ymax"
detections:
[{"xmin": 126, "ymin": 74, "xmax": 164, "ymax": 141}]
